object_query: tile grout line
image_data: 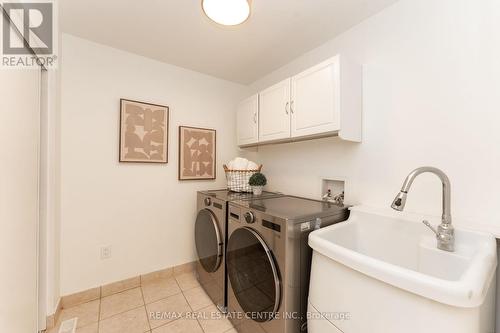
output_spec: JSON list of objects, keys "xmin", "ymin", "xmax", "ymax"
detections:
[
  {"xmin": 146, "ymin": 290, "xmax": 184, "ymax": 305},
  {"xmin": 176, "ymin": 274, "xmax": 228, "ymax": 333},
  {"xmin": 176, "ymin": 271, "xmax": 209, "ymax": 333},
  {"xmin": 173, "ymin": 274, "xmax": 200, "ymax": 296},
  {"xmin": 100, "ymin": 303, "xmax": 145, "ymax": 322},
  {"xmin": 145, "ymin": 279, "xmax": 186, "ymax": 332},
  {"xmin": 172, "ymin": 274, "xmax": 182, "ymax": 291},
  {"xmin": 142, "ymin": 276, "xmax": 185, "ymax": 305},
  {"xmin": 193, "ymin": 304, "xmax": 207, "ymax": 333},
  {"xmin": 53, "ymin": 270, "xmax": 196, "ymax": 333},
  {"xmin": 139, "ymin": 282, "xmax": 151, "ymax": 332},
  {"xmin": 63, "ymin": 271, "xmax": 198, "ymax": 332},
  {"xmin": 196, "ymin": 303, "xmax": 224, "ymax": 333},
  {"xmin": 139, "ymin": 271, "xmax": 150, "ymax": 333},
  {"xmin": 181, "ymin": 289, "xmax": 207, "ymax": 333},
  {"xmin": 99, "ymin": 302, "xmax": 152, "ymax": 333},
  {"xmin": 97, "ymin": 288, "xmax": 102, "ymax": 333},
  {"xmin": 60, "ymin": 263, "xmax": 193, "ymax": 309},
  {"xmin": 98, "ymin": 278, "xmax": 188, "ymax": 311},
  {"xmin": 145, "ymin": 271, "xmax": 197, "ymax": 331}
]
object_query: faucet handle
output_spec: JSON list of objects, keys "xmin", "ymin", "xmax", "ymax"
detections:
[{"xmin": 422, "ymin": 220, "xmax": 439, "ymax": 237}]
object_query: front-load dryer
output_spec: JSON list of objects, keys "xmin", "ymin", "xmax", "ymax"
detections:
[{"xmin": 195, "ymin": 190, "xmax": 282, "ymax": 313}]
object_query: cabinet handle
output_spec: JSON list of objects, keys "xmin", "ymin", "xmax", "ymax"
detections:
[
  {"xmin": 290, "ymin": 101, "xmax": 294, "ymax": 114},
  {"xmin": 285, "ymin": 102, "xmax": 289, "ymax": 115},
  {"xmin": 253, "ymin": 113, "xmax": 257, "ymax": 124}
]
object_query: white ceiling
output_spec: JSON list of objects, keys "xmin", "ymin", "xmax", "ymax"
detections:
[{"xmin": 60, "ymin": 0, "xmax": 398, "ymax": 84}]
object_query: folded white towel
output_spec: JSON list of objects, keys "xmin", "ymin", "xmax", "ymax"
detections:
[
  {"xmin": 232, "ymin": 157, "xmax": 248, "ymax": 170},
  {"xmin": 227, "ymin": 157, "xmax": 259, "ymax": 170},
  {"xmin": 247, "ymin": 161, "xmax": 259, "ymax": 170}
]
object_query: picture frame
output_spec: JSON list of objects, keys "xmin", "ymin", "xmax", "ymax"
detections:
[
  {"xmin": 119, "ymin": 99, "xmax": 169, "ymax": 163},
  {"xmin": 178, "ymin": 126, "xmax": 216, "ymax": 180}
]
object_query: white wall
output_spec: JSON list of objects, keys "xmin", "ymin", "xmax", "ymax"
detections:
[
  {"xmin": 59, "ymin": 0, "xmax": 500, "ymax": 299},
  {"xmin": 60, "ymin": 34, "xmax": 246, "ymax": 295},
  {"xmin": 39, "ymin": 67, "xmax": 61, "ymax": 318},
  {"xmin": 38, "ymin": 69, "xmax": 60, "ymax": 328},
  {"xmin": 40, "ymin": 23, "xmax": 62, "ymax": 321},
  {"xmin": 243, "ymin": 0, "xmax": 500, "ymax": 236},
  {"xmin": 0, "ymin": 63, "xmax": 40, "ymax": 333},
  {"xmin": 38, "ymin": 3, "xmax": 62, "ymax": 319}
]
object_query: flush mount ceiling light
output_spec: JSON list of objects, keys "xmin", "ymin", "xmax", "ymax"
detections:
[{"xmin": 202, "ymin": 0, "xmax": 251, "ymax": 26}]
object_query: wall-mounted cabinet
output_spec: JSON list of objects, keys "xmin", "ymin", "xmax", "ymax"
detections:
[
  {"xmin": 237, "ymin": 55, "xmax": 362, "ymax": 147},
  {"xmin": 258, "ymin": 78, "xmax": 291, "ymax": 142},
  {"xmin": 236, "ymin": 94, "xmax": 259, "ymax": 146}
]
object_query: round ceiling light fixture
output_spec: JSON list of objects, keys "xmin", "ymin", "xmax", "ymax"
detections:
[{"xmin": 202, "ymin": 0, "xmax": 251, "ymax": 26}]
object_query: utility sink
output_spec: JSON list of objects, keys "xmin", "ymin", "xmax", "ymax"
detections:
[{"xmin": 307, "ymin": 206, "xmax": 497, "ymax": 333}]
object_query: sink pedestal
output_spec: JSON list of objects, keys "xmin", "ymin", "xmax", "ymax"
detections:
[{"xmin": 308, "ymin": 253, "xmax": 496, "ymax": 333}]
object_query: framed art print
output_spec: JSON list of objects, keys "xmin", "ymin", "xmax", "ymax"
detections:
[
  {"xmin": 178, "ymin": 126, "xmax": 216, "ymax": 180},
  {"xmin": 119, "ymin": 99, "xmax": 169, "ymax": 163}
]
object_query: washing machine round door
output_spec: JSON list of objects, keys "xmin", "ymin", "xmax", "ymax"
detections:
[
  {"xmin": 226, "ymin": 227, "xmax": 281, "ymax": 322},
  {"xmin": 195, "ymin": 209, "xmax": 222, "ymax": 273}
]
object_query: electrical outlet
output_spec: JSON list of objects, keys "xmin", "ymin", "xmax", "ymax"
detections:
[{"xmin": 100, "ymin": 245, "xmax": 111, "ymax": 260}]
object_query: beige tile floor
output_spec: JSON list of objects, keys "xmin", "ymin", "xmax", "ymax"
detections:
[{"xmin": 46, "ymin": 271, "xmax": 235, "ymax": 333}]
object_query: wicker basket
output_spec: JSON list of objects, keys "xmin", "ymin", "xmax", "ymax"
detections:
[{"xmin": 223, "ymin": 164, "xmax": 262, "ymax": 193}]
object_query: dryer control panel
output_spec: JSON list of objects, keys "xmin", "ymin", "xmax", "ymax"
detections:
[{"xmin": 243, "ymin": 211, "xmax": 255, "ymax": 223}]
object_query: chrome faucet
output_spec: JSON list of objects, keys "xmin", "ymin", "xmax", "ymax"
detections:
[{"xmin": 391, "ymin": 167, "xmax": 454, "ymax": 252}]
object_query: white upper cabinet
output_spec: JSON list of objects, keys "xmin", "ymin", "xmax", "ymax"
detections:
[
  {"xmin": 258, "ymin": 78, "xmax": 291, "ymax": 142},
  {"xmin": 291, "ymin": 57, "xmax": 340, "ymax": 138},
  {"xmin": 236, "ymin": 94, "xmax": 259, "ymax": 146},
  {"xmin": 237, "ymin": 55, "xmax": 362, "ymax": 147}
]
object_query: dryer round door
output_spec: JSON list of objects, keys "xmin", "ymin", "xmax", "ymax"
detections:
[
  {"xmin": 195, "ymin": 209, "xmax": 222, "ymax": 273},
  {"xmin": 226, "ymin": 227, "xmax": 281, "ymax": 322}
]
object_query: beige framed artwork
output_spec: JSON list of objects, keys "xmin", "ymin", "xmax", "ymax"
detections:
[
  {"xmin": 178, "ymin": 126, "xmax": 216, "ymax": 180},
  {"xmin": 119, "ymin": 99, "xmax": 169, "ymax": 163}
]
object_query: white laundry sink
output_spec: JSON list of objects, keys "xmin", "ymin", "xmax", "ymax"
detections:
[{"xmin": 307, "ymin": 206, "xmax": 497, "ymax": 333}]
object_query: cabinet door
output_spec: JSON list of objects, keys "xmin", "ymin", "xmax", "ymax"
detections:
[
  {"xmin": 258, "ymin": 78, "xmax": 291, "ymax": 142},
  {"xmin": 291, "ymin": 57, "xmax": 340, "ymax": 138},
  {"xmin": 236, "ymin": 94, "xmax": 259, "ymax": 146}
]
